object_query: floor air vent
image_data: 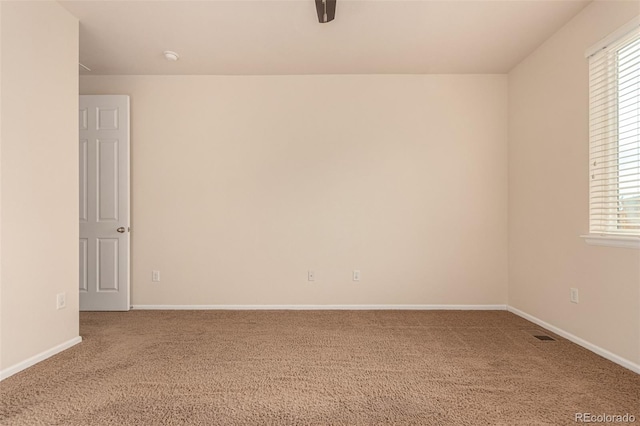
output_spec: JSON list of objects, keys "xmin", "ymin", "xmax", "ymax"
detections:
[{"xmin": 534, "ymin": 335, "xmax": 555, "ymax": 341}]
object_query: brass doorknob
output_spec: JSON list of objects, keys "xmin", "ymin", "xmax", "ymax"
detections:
[{"xmin": 116, "ymin": 227, "xmax": 126, "ymax": 233}]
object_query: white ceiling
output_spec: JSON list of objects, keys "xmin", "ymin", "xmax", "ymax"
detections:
[{"xmin": 61, "ymin": 0, "xmax": 591, "ymax": 75}]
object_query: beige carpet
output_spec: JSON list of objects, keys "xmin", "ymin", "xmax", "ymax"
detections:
[{"xmin": 1, "ymin": 310, "xmax": 638, "ymax": 425}]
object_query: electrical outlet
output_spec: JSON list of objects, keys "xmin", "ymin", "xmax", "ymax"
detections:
[
  {"xmin": 152, "ymin": 270, "xmax": 161, "ymax": 282},
  {"xmin": 570, "ymin": 288, "xmax": 579, "ymax": 304},
  {"xmin": 308, "ymin": 270, "xmax": 315, "ymax": 282},
  {"xmin": 353, "ymin": 270, "xmax": 361, "ymax": 281},
  {"xmin": 56, "ymin": 292, "xmax": 66, "ymax": 310}
]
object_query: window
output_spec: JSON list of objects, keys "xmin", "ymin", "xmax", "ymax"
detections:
[{"xmin": 588, "ymin": 21, "xmax": 640, "ymax": 237}]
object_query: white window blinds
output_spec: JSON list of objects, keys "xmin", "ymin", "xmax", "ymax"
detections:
[{"xmin": 588, "ymin": 23, "xmax": 640, "ymax": 236}]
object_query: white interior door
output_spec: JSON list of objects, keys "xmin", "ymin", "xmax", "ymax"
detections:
[{"xmin": 79, "ymin": 95, "xmax": 130, "ymax": 311}]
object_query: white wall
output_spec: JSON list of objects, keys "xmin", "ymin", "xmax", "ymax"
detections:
[
  {"xmin": 0, "ymin": 1, "xmax": 79, "ymax": 372},
  {"xmin": 509, "ymin": 1, "xmax": 640, "ymax": 366},
  {"xmin": 80, "ymin": 75, "xmax": 508, "ymax": 307}
]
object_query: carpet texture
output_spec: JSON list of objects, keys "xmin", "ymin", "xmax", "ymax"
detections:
[{"xmin": 1, "ymin": 310, "xmax": 638, "ymax": 425}]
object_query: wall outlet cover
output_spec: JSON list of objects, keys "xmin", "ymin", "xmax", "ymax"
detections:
[
  {"xmin": 570, "ymin": 288, "xmax": 579, "ymax": 304},
  {"xmin": 56, "ymin": 293, "xmax": 66, "ymax": 310}
]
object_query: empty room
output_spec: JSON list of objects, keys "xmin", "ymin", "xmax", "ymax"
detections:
[{"xmin": 1, "ymin": 0, "xmax": 639, "ymax": 424}]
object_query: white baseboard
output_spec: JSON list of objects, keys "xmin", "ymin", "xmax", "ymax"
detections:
[
  {"xmin": 0, "ymin": 336, "xmax": 82, "ymax": 381},
  {"xmin": 132, "ymin": 304, "xmax": 507, "ymax": 311},
  {"xmin": 507, "ymin": 306, "xmax": 640, "ymax": 374}
]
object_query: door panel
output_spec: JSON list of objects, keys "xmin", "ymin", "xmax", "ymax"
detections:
[
  {"xmin": 79, "ymin": 108, "xmax": 88, "ymax": 130},
  {"xmin": 97, "ymin": 238, "xmax": 119, "ymax": 292},
  {"xmin": 80, "ymin": 95, "xmax": 130, "ymax": 311},
  {"xmin": 97, "ymin": 139, "xmax": 119, "ymax": 221},
  {"xmin": 79, "ymin": 139, "xmax": 88, "ymax": 222},
  {"xmin": 79, "ymin": 239, "xmax": 88, "ymax": 292},
  {"xmin": 97, "ymin": 107, "xmax": 119, "ymax": 130}
]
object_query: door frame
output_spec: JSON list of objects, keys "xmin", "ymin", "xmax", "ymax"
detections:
[{"xmin": 79, "ymin": 94, "xmax": 131, "ymax": 311}]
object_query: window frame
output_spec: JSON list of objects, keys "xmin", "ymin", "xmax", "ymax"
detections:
[{"xmin": 583, "ymin": 18, "xmax": 640, "ymax": 248}]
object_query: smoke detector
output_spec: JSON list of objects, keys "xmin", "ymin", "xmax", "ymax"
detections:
[{"xmin": 163, "ymin": 51, "xmax": 179, "ymax": 61}]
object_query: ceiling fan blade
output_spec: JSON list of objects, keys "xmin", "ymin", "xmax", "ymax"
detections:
[
  {"xmin": 325, "ymin": 0, "xmax": 336, "ymax": 22},
  {"xmin": 315, "ymin": 0, "xmax": 336, "ymax": 23}
]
